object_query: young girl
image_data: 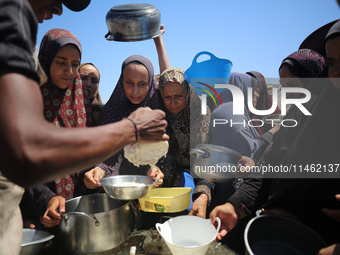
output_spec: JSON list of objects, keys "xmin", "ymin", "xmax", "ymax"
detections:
[
  {"xmin": 21, "ymin": 28, "xmax": 90, "ymax": 229},
  {"xmin": 84, "ymin": 26, "xmax": 169, "ymax": 188}
]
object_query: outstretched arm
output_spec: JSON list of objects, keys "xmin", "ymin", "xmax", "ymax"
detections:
[
  {"xmin": 0, "ymin": 73, "xmax": 168, "ymax": 187},
  {"xmin": 153, "ymin": 24, "xmax": 170, "ymax": 74}
]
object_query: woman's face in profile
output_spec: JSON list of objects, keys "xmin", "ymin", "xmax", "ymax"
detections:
[{"xmin": 162, "ymin": 82, "xmax": 186, "ymax": 114}]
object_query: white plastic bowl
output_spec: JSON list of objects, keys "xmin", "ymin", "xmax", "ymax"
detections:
[{"xmin": 156, "ymin": 215, "xmax": 221, "ymax": 255}]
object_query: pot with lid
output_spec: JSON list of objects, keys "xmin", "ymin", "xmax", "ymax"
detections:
[{"xmin": 105, "ymin": 3, "xmax": 161, "ymax": 42}]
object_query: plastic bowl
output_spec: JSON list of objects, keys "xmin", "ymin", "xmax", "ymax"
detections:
[
  {"xmin": 156, "ymin": 215, "xmax": 221, "ymax": 255},
  {"xmin": 139, "ymin": 187, "xmax": 192, "ymax": 213},
  {"xmin": 100, "ymin": 175, "xmax": 157, "ymax": 200},
  {"xmin": 20, "ymin": 229, "xmax": 54, "ymax": 255}
]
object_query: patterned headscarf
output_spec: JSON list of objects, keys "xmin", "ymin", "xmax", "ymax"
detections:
[
  {"xmin": 246, "ymin": 71, "xmax": 281, "ymax": 135},
  {"xmin": 98, "ymin": 55, "xmax": 166, "ymax": 176},
  {"xmin": 279, "ymin": 49, "xmax": 325, "ymax": 79},
  {"xmin": 159, "ymin": 68, "xmax": 210, "ymax": 183},
  {"xmin": 38, "ymin": 28, "xmax": 91, "ymax": 200}
]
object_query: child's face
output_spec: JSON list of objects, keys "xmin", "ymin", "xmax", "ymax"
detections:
[
  {"xmin": 123, "ymin": 63, "xmax": 149, "ymax": 104},
  {"xmin": 50, "ymin": 44, "xmax": 81, "ymax": 89}
]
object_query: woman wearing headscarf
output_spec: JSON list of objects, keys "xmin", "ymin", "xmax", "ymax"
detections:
[
  {"xmin": 279, "ymin": 49, "xmax": 326, "ymax": 99},
  {"xmin": 79, "ymin": 62, "xmax": 103, "ymax": 126},
  {"xmin": 21, "ymin": 28, "xmax": 91, "ymax": 229},
  {"xmin": 210, "ymin": 22, "xmax": 340, "ymax": 251},
  {"xmin": 158, "ymin": 67, "xmax": 211, "ymax": 187},
  {"xmin": 246, "ymin": 71, "xmax": 281, "ymax": 135},
  {"xmin": 83, "ymin": 55, "xmax": 166, "ymax": 188}
]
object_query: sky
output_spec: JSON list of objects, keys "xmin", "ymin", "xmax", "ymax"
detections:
[{"xmin": 37, "ymin": 0, "xmax": 340, "ymax": 104}]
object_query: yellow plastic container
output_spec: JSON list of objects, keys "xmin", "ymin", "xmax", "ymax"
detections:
[{"xmin": 139, "ymin": 187, "xmax": 192, "ymax": 213}]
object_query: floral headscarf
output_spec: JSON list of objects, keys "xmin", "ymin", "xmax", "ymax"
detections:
[
  {"xmin": 38, "ymin": 28, "xmax": 91, "ymax": 200},
  {"xmin": 159, "ymin": 67, "xmax": 210, "ymax": 184},
  {"xmin": 279, "ymin": 49, "xmax": 325, "ymax": 79}
]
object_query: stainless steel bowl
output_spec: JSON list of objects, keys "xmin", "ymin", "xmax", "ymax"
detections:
[
  {"xmin": 100, "ymin": 175, "xmax": 157, "ymax": 200},
  {"xmin": 20, "ymin": 229, "xmax": 54, "ymax": 255},
  {"xmin": 105, "ymin": 3, "xmax": 161, "ymax": 42},
  {"xmin": 190, "ymin": 144, "xmax": 242, "ymax": 183}
]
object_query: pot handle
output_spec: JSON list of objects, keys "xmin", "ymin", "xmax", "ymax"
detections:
[
  {"xmin": 192, "ymin": 51, "xmax": 218, "ymax": 65},
  {"xmin": 105, "ymin": 32, "xmax": 115, "ymax": 41},
  {"xmin": 63, "ymin": 212, "xmax": 100, "ymax": 226},
  {"xmin": 190, "ymin": 148, "xmax": 210, "ymax": 158}
]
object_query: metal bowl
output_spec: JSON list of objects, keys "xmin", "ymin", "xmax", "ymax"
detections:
[
  {"xmin": 105, "ymin": 3, "xmax": 161, "ymax": 42},
  {"xmin": 20, "ymin": 229, "xmax": 54, "ymax": 255},
  {"xmin": 100, "ymin": 175, "xmax": 157, "ymax": 200},
  {"xmin": 190, "ymin": 144, "xmax": 242, "ymax": 183}
]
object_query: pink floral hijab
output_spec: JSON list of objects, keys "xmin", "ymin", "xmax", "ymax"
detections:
[{"xmin": 38, "ymin": 28, "xmax": 91, "ymax": 199}]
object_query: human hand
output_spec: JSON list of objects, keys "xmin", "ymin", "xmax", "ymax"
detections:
[
  {"xmin": 322, "ymin": 194, "xmax": 340, "ymax": 223},
  {"xmin": 128, "ymin": 107, "xmax": 169, "ymax": 142},
  {"xmin": 268, "ymin": 123, "xmax": 281, "ymax": 135},
  {"xmin": 317, "ymin": 243, "xmax": 340, "ymax": 255},
  {"xmin": 41, "ymin": 196, "xmax": 65, "ymax": 228},
  {"xmin": 84, "ymin": 167, "xmax": 103, "ymax": 189},
  {"xmin": 147, "ymin": 166, "xmax": 164, "ymax": 188},
  {"xmin": 209, "ymin": 202, "xmax": 240, "ymax": 240},
  {"xmin": 188, "ymin": 193, "xmax": 208, "ymax": 218},
  {"xmin": 159, "ymin": 24, "xmax": 165, "ymax": 35},
  {"xmin": 237, "ymin": 156, "xmax": 255, "ymax": 178}
]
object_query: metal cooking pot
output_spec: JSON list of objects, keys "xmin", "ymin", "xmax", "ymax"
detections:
[
  {"xmin": 105, "ymin": 3, "xmax": 161, "ymax": 42},
  {"xmin": 245, "ymin": 215, "xmax": 327, "ymax": 255},
  {"xmin": 190, "ymin": 144, "xmax": 242, "ymax": 183},
  {"xmin": 20, "ymin": 229, "xmax": 54, "ymax": 255},
  {"xmin": 59, "ymin": 193, "xmax": 133, "ymax": 254}
]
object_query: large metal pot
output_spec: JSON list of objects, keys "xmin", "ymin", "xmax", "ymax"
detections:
[
  {"xmin": 20, "ymin": 229, "xmax": 54, "ymax": 255},
  {"xmin": 244, "ymin": 215, "xmax": 327, "ymax": 255},
  {"xmin": 59, "ymin": 193, "xmax": 132, "ymax": 254},
  {"xmin": 190, "ymin": 144, "xmax": 242, "ymax": 183},
  {"xmin": 105, "ymin": 3, "xmax": 161, "ymax": 42}
]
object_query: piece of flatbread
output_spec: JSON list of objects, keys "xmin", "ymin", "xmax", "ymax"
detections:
[{"xmin": 124, "ymin": 141, "xmax": 169, "ymax": 167}]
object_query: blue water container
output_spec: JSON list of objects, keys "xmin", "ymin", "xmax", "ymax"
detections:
[{"xmin": 184, "ymin": 51, "xmax": 233, "ymax": 96}]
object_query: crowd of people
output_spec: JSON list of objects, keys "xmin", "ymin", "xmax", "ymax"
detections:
[{"xmin": 1, "ymin": 1, "xmax": 340, "ymax": 255}]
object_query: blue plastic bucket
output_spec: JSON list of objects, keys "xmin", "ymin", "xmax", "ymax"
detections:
[{"xmin": 184, "ymin": 51, "xmax": 233, "ymax": 96}]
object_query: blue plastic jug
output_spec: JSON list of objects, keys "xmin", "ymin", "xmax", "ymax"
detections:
[{"xmin": 184, "ymin": 51, "xmax": 232, "ymax": 96}]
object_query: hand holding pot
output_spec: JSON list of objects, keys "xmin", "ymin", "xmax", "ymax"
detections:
[
  {"xmin": 84, "ymin": 167, "xmax": 103, "ymax": 189},
  {"xmin": 41, "ymin": 196, "xmax": 65, "ymax": 228},
  {"xmin": 237, "ymin": 156, "xmax": 255, "ymax": 178}
]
